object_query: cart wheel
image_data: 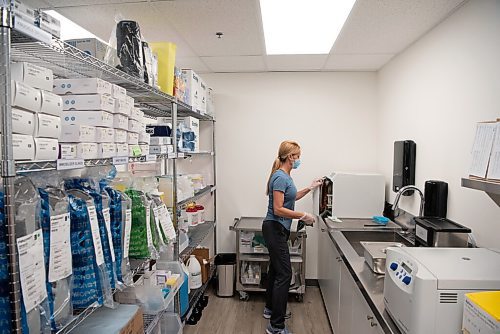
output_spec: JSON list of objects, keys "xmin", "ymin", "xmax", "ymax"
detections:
[
  {"xmin": 295, "ymin": 294, "xmax": 304, "ymax": 302},
  {"xmin": 239, "ymin": 291, "xmax": 250, "ymax": 301}
]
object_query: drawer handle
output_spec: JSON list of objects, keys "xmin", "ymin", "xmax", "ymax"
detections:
[
  {"xmin": 370, "ymin": 321, "xmax": 378, "ymax": 327},
  {"xmin": 367, "ymin": 316, "xmax": 373, "ymax": 320}
]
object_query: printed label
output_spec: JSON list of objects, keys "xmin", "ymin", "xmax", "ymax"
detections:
[
  {"xmin": 57, "ymin": 159, "xmax": 85, "ymax": 170},
  {"xmin": 167, "ymin": 153, "xmax": 176, "ymax": 159},
  {"xmin": 123, "ymin": 209, "xmax": 132, "ymax": 258},
  {"xmin": 159, "ymin": 204, "xmax": 176, "ymax": 241},
  {"xmin": 17, "ymin": 229, "xmax": 48, "ymax": 313},
  {"xmin": 87, "ymin": 206, "xmax": 105, "ymax": 266},
  {"xmin": 145, "ymin": 203, "xmax": 153, "ymax": 248},
  {"xmin": 113, "ymin": 156, "xmax": 128, "ymax": 165},
  {"xmin": 102, "ymin": 208, "xmax": 115, "ymax": 262},
  {"xmin": 146, "ymin": 154, "xmax": 157, "ymax": 162},
  {"xmin": 152, "ymin": 206, "xmax": 166, "ymax": 243},
  {"xmin": 177, "ymin": 153, "xmax": 185, "ymax": 158},
  {"xmin": 415, "ymin": 225, "xmax": 428, "ymax": 243},
  {"xmin": 48, "ymin": 213, "xmax": 72, "ymax": 282}
]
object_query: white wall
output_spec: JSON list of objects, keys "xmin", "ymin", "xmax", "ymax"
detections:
[
  {"xmin": 377, "ymin": 0, "xmax": 500, "ymax": 247},
  {"xmin": 203, "ymin": 72, "xmax": 379, "ymax": 278}
]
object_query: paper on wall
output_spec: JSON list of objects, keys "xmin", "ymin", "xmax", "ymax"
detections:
[
  {"xmin": 469, "ymin": 122, "xmax": 496, "ymax": 178},
  {"xmin": 486, "ymin": 122, "xmax": 500, "ymax": 180}
]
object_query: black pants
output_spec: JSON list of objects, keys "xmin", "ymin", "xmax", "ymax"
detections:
[{"xmin": 262, "ymin": 220, "xmax": 291, "ymax": 329}]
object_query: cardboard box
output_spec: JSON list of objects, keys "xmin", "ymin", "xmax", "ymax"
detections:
[
  {"xmin": 12, "ymin": 134, "xmax": 35, "ymax": 160},
  {"xmin": 112, "ymin": 84, "xmax": 127, "ymax": 101},
  {"xmin": 36, "ymin": 11, "xmax": 61, "ymax": 38},
  {"xmin": 40, "ymin": 90, "xmax": 63, "ymax": 117},
  {"xmin": 180, "ymin": 116, "xmax": 199, "ymax": 153},
  {"xmin": 116, "ymin": 143, "xmax": 128, "ymax": 157},
  {"xmin": 76, "ymin": 143, "xmax": 98, "ymax": 159},
  {"xmin": 149, "ymin": 137, "xmax": 171, "ymax": 146},
  {"xmin": 463, "ymin": 291, "xmax": 500, "ymax": 334},
  {"xmin": 12, "ymin": 0, "xmax": 36, "ymax": 25},
  {"xmin": 115, "ymin": 129, "xmax": 128, "ymax": 143},
  {"xmin": 114, "ymin": 98, "xmax": 131, "ymax": 116},
  {"xmin": 11, "ymin": 80, "xmax": 41, "ymax": 113},
  {"xmin": 127, "ymin": 132, "xmax": 139, "ymax": 145},
  {"xmin": 191, "ymin": 248, "xmax": 211, "ymax": 284},
  {"xmin": 65, "ymin": 38, "xmax": 111, "ymax": 62},
  {"xmin": 96, "ymin": 127, "xmax": 115, "ymax": 143},
  {"xmin": 59, "ymin": 143, "xmax": 77, "ymax": 160},
  {"xmin": 149, "ymin": 145, "xmax": 167, "ymax": 154},
  {"xmin": 34, "ymin": 138, "xmax": 59, "ymax": 160},
  {"xmin": 156, "ymin": 117, "xmax": 171, "ymax": 126},
  {"xmin": 60, "ymin": 124, "xmax": 96, "ymax": 143},
  {"xmin": 62, "ymin": 94, "xmax": 115, "ymax": 112},
  {"xmin": 128, "ymin": 145, "xmax": 142, "ymax": 157},
  {"xmin": 138, "ymin": 132, "xmax": 150, "ymax": 144},
  {"xmin": 207, "ymin": 87, "xmax": 215, "ymax": 117},
  {"xmin": 128, "ymin": 119, "xmax": 143, "ymax": 133},
  {"xmin": 71, "ymin": 304, "xmax": 143, "ymax": 334},
  {"xmin": 12, "ymin": 108, "xmax": 36, "ymax": 135},
  {"xmin": 98, "ymin": 143, "xmax": 116, "ymax": 158},
  {"xmin": 129, "ymin": 108, "xmax": 143, "ymax": 121},
  {"xmin": 139, "ymin": 144, "xmax": 149, "ymax": 156},
  {"xmin": 181, "ymin": 69, "xmax": 200, "ymax": 110},
  {"xmin": 35, "ymin": 113, "xmax": 61, "ymax": 139},
  {"xmin": 53, "ymin": 78, "xmax": 112, "ymax": 95},
  {"xmin": 11, "ymin": 62, "xmax": 53, "ymax": 91},
  {"xmin": 166, "ymin": 145, "xmax": 174, "ymax": 153},
  {"xmin": 199, "ymin": 79, "xmax": 207, "ymax": 115},
  {"xmin": 62, "ymin": 110, "xmax": 114, "ymax": 128},
  {"xmin": 113, "ymin": 114, "xmax": 129, "ymax": 130}
]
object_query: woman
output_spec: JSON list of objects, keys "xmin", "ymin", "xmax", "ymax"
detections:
[{"xmin": 263, "ymin": 140, "xmax": 322, "ymax": 334}]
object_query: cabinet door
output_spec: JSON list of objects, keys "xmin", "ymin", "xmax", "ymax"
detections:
[
  {"xmin": 338, "ymin": 264, "xmax": 354, "ymax": 334},
  {"xmin": 350, "ymin": 281, "xmax": 384, "ymax": 334}
]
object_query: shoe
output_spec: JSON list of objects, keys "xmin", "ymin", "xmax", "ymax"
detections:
[
  {"xmin": 266, "ymin": 323, "xmax": 292, "ymax": 334},
  {"xmin": 263, "ymin": 307, "xmax": 291, "ymax": 320}
]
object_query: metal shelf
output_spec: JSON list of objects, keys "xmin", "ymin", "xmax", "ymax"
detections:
[
  {"xmin": 461, "ymin": 177, "xmax": 500, "ymax": 206},
  {"xmin": 182, "ymin": 265, "xmax": 216, "ymax": 324},
  {"xmin": 239, "ymin": 254, "xmax": 303, "ymax": 263},
  {"xmin": 56, "ymin": 259, "xmax": 151, "ymax": 334},
  {"xmin": 180, "ymin": 221, "xmax": 216, "ymax": 262},
  {"xmin": 177, "ymin": 185, "xmax": 216, "ymax": 208}
]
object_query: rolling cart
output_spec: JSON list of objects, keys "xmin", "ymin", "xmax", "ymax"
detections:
[{"xmin": 230, "ymin": 217, "xmax": 307, "ymax": 302}]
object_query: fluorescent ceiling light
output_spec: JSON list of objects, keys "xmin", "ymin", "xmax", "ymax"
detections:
[
  {"xmin": 260, "ymin": 0, "xmax": 356, "ymax": 55},
  {"xmin": 44, "ymin": 10, "xmax": 106, "ymax": 43}
]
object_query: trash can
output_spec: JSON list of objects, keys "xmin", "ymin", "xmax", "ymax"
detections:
[{"xmin": 215, "ymin": 253, "xmax": 236, "ymax": 297}]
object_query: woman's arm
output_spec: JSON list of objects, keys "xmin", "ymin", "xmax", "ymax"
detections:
[
  {"xmin": 273, "ymin": 190, "xmax": 305, "ymax": 219},
  {"xmin": 295, "ymin": 187, "xmax": 311, "ymax": 201}
]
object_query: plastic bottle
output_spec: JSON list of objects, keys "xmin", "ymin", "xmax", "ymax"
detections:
[{"xmin": 187, "ymin": 255, "xmax": 202, "ymax": 289}]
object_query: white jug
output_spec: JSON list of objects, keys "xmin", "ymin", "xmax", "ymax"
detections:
[{"xmin": 187, "ymin": 255, "xmax": 202, "ymax": 289}]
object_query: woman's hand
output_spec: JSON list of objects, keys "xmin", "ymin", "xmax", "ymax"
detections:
[
  {"xmin": 299, "ymin": 212, "xmax": 316, "ymax": 226},
  {"xmin": 309, "ymin": 178, "xmax": 323, "ymax": 191}
]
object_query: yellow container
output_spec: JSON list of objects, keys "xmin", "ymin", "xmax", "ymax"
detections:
[
  {"xmin": 463, "ymin": 291, "xmax": 500, "ymax": 334},
  {"xmin": 150, "ymin": 42, "xmax": 177, "ymax": 96}
]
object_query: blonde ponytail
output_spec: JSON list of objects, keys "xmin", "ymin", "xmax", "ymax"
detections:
[{"xmin": 266, "ymin": 140, "xmax": 301, "ymax": 195}]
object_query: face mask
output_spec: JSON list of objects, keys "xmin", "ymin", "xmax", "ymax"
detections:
[{"xmin": 292, "ymin": 159, "xmax": 301, "ymax": 169}]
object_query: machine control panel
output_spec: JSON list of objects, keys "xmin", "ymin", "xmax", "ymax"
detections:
[{"xmin": 390, "ymin": 261, "xmax": 413, "ymax": 286}]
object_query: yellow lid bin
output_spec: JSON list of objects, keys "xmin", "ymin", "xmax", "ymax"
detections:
[
  {"xmin": 463, "ymin": 291, "xmax": 500, "ymax": 334},
  {"xmin": 150, "ymin": 42, "xmax": 177, "ymax": 96}
]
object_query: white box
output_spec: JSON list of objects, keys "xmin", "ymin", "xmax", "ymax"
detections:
[
  {"xmin": 34, "ymin": 138, "xmax": 59, "ymax": 160},
  {"xmin": 113, "ymin": 114, "xmax": 128, "ymax": 130},
  {"xmin": 36, "ymin": 11, "xmax": 60, "ymax": 38},
  {"xmin": 199, "ymin": 79, "xmax": 207, "ymax": 115},
  {"xmin": 65, "ymin": 38, "xmax": 110, "ymax": 61},
  {"xmin": 12, "ymin": 134, "xmax": 35, "ymax": 160},
  {"xmin": 139, "ymin": 144, "xmax": 149, "ymax": 156},
  {"xmin": 98, "ymin": 143, "xmax": 116, "ymax": 158},
  {"xmin": 149, "ymin": 145, "xmax": 167, "ymax": 154},
  {"xmin": 128, "ymin": 119, "xmax": 143, "ymax": 133},
  {"xmin": 180, "ymin": 116, "xmax": 199, "ymax": 152},
  {"xmin": 40, "ymin": 91, "xmax": 63, "ymax": 116},
  {"xmin": 11, "ymin": 62, "xmax": 53, "ymax": 91},
  {"xmin": 127, "ymin": 132, "xmax": 139, "ymax": 145},
  {"xmin": 125, "ymin": 95, "xmax": 134, "ymax": 107},
  {"xmin": 35, "ymin": 113, "xmax": 61, "ymax": 139},
  {"xmin": 114, "ymin": 98, "xmax": 131, "ymax": 116},
  {"xmin": 463, "ymin": 292, "xmax": 500, "ymax": 334},
  {"xmin": 60, "ymin": 124, "xmax": 96, "ymax": 143},
  {"xmin": 12, "ymin": 108, "xmax": 35, "ymax": 135},
  {"xmin": 181, "ymin": 69, "xmax": 200, "ymax": 111},
  {"xmin": 11, "ymin": 80, "xmax": 41, "ymax": 113},
  {"xmin": 156, "ymin": 117, "xmax": 171, "ymax": 126},
  {"xmin": 96, "ymin": 127, "xmax": 115, "ymax": 143},
  {"xmin": 13, "ymin": 0, "xmax": 36, "ymax": 25},
  {"xmin": 139, "ymin": 132, "xmax": 150, "ymax": 145},
  {"xmin": 116, "ymin": 143, "xmax": 128, "ymax": 157},
  {"xmin": 76, "ymin": 143, "xmax": 98, "ymax": 159},
  {"xmin": 207, "ymin": 87, "xmax": 215, "ymax": 116},
  {"xmin": 130, "ymin": 108, "xmax": 144, "ymax": 121},
  {"xmin": 166, "ymin": 145, "xmax": 174, "ymax": 153},
  {"xmin": 149, "ymin": 137, "xmax": 171, "ymax": 145},
  {"xmin": 53, "ymin": 78, "xmax": 112, "ymax": 96},
  {"xmin": 59, "ymin": 143, "xmax": 77, "ymax": 160},
  {"xmin": 128, "ymin": 145, "xmax": 142, "ymax": 157},
  {"xmin": 62, "ymin": 110, "xmax": 114, "ymax": 128},
  {"xmin": 62, "ymin": 94, "xmax": 115, "ymax": 112},
  {"xmin": 112, "ymin": 84, "xmax": 127, "ymax": 101},
  {"xmin": 114, "ymin": 129, "xmax": 128, "ymax": 143}
]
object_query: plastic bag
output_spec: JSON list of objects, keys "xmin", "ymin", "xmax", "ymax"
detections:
[
  {"xmin": 116, "ymin": 20, "xmax": 144, "ymax": 79},
  {"xmin": 66, "ymin": 189, "xmax": 113, "ymax": 310}
]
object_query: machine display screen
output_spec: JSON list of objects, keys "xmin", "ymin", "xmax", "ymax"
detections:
[{"xmin": 401, "ymin": 262, "xmax": 412, "ymax": 274}]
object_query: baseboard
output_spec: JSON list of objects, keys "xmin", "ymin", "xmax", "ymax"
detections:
[{"xmin": 305, "ymin": 279, "xmax": 319, "ymax": 287}]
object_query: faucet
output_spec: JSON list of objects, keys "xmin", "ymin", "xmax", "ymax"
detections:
[{"xmin": 392, "ymin": 185, "xmax": 425, "ymax": 217}]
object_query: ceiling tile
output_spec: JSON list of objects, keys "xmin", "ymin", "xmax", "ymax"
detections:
[
  {"xmin": 201, "ymin": 56, "xmax": 266, "ymax": 73},
  {"xmin": 44, "ymin": 0, "xmax": 152, "ymax": 7},
  {"xmin": 266, "ymin": 55, "xmax": 328, "ymax": 72},
  {"xmin": 175, "ymin": 57, "xmax": 210, "ymax": 73},
  {"xmin": 332, "ymin": 0, "xmax": 467, "ymax": 54},
  {"xmin": 153, "ymin": 0, "xmax": 265, "ymax": 57},
  {"xmin": 323, "ymin": 54, "xmax": 394, "ymax": 71}
]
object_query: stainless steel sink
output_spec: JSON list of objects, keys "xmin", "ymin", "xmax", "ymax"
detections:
[{"xmin": 342, "ymin": 230, "xmax": 413, "ymax": 257}]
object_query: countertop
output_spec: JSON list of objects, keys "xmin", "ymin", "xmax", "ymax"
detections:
[{"xmin": 322, "ymin": 217, "xmax": 406, "ymax": 334}]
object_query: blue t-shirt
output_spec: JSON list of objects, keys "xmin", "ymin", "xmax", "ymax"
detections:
[{"xmin": 265, "ymin": 169, "xmax": 297, "ymax": 230}]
